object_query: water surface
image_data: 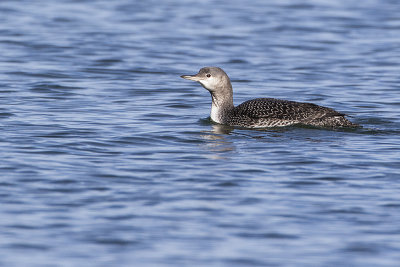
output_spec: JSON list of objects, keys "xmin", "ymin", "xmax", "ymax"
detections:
[{"xmin": 1, "ymin": 0, "xmax": 400, "ymax": 266}]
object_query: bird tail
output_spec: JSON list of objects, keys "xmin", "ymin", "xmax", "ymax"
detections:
[{"xmin": 309, "ymin": 115, "xmax": 359, "ymax": 128}]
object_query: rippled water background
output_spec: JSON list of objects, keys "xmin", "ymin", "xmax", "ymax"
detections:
[{"xmin": 1, "ymin": 0, "xmax": 400, "ymax": 266}]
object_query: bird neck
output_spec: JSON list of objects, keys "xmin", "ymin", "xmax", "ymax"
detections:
[{"xmin": 210, "ymin": 88, "xmax": 234, "ymax": 124}]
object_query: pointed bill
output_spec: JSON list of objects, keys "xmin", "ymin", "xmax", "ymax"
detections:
[{"xmin": 180, "ymin": 74, "xmax": 204, "ymax": 81}]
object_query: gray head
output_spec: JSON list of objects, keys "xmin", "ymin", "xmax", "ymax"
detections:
[
  {"xmin": 181, "ymin": 67, "xmax": 235, "ymax": 121},
  {"xmin": 180, "ymin": 67, "xmax": 232, "ymax": 93}
]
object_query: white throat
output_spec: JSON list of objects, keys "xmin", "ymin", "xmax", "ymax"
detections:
[
  {"xmin": 210, "ymin": 101, "xmax": 222, "ymax": 123},
  {"xmin": 198, "ymin": 76, "xmax": 234, "ymax": 124}
]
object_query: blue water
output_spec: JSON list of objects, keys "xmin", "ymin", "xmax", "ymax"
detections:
[{"xmin": 1, "ymin": 0, "xmax": 400, "ymax": 266}]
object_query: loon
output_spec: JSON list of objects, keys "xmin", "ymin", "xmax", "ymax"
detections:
[{"xmin": 181, "ymin": 67, "xmax": 358, "ymax": 128}]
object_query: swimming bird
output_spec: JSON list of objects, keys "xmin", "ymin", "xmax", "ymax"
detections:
[{"xmin": 181, "ymin": 67, "xmax": 358, "ymax": 128}]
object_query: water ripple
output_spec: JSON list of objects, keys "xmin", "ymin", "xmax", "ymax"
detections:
[{"xmin": 0, "ymin": 0, "xmax": 400, "ymax": 266}]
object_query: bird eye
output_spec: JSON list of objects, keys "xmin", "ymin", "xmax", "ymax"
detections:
[{"xmin": 206, "ymin": 73, "xmax": 211, "ymax": 78}]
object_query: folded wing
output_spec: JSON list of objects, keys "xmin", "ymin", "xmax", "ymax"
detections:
[{"xmin": 233, "ymin": 98, "xmax": 344, "ymax": 122}]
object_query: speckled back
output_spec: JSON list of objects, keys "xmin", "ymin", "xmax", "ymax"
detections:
[{"xmin": 224, "ymin": 98, "xmax": 355, "ymax": 128}]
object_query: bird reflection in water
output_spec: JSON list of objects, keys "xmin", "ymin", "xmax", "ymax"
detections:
[{"xmin": 199, "ymin": 124, "xmax": 236, "ymax": 158}]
